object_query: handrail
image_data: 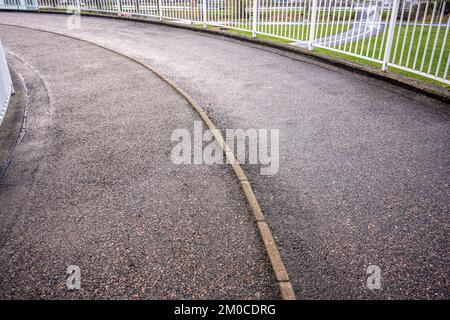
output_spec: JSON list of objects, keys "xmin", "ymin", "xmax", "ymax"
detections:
[{"xmin": 0, "ymin": 39, "xmax": 13, "ymax": 126}]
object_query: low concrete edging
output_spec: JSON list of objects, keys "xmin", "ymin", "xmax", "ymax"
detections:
[{"xmin": 0, "ymin": 22, "xmax": 297, "ymax": 300}]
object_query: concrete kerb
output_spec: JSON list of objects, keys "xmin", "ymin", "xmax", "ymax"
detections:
[{"xmin": 0, "ymin": 22, "xmax": 297, "ymax": 300}]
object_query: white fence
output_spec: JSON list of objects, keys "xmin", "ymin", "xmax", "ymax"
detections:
[
  {"xmin": 0, "ymin": 40, "xmax": 13, "ymax": 126},
  {"xmin": 2, "ymin": 0, "xmax": 449, "ymax": 84},
  {"xmin": 0, "ymin": 0, "xmax": 39, "ymax": 10}
]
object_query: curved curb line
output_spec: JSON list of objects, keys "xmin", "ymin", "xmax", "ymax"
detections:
[{"xmin": 0, "ymin": 22, "xmax": 297, "ymax": 300}]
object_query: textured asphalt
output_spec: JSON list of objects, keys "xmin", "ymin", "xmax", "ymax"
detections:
[
  {"xmin": 0, "ymin": 26, "xmax": 277, "ymax": 299},
  {"xmin": 0, "ymin": 13, "xmax": 449, "ymax": 299}
]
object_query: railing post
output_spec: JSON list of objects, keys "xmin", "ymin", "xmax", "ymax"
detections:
[
  {"xmin": 308, "ymin": 0, "xmax": 318, "ymax": 51},
  {"xmin": 158, "ymin": 0, "xmax": 163, "ymax": 21},
  {"xmin": 252, "ymin": 0, "xmax": 259, "ymax": 37},
  {"xmin": 202, "ymin": 0, "xmax": 207, "ymax": 28},
  {"xmin": 117, "ymin": 0, "xmax": 122, "ymax": 13},
  {"xmin": 382, "ymin": 0, "xmax": 400, "ymax": 71}
]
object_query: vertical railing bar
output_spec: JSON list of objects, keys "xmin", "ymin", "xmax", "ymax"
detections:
[
  {"xmin": 259, "ymin": 0, "xmax": 262, "ymax": 33},
  {"xmin": 252, "ymin": 0, "xmax": 258, "ymax": 36},
  {"xmin": 248, "ymin": 0, "xmax": 251, "ymax": 30},
  {"xmin": 317, "ymin": 0, "xmax": 323, "ymax": 43},
  {"xmin": 288, "ymin": 0, "xmax": 297, "ymax": 39},
  {"xmin": 243, "ymin": 0, "xmax": 245, "ymax": 29},
  {"xmin": 392, "ymin": 0, "xmax": 406, "ymax": 64},
  {"xmin": 382, "ymin": 0, "xmax": 400, "ymax": 71},
  {"xmin": 234, "ymin": 0, "xmax": 239, "ymax": 26},
  {"xmin": 275, "ymin": 0, "xmax": 279, "ymax": 37},
  {"xmin": 282, "ymin": 0, "xmax": 287, "ymax": 36},
  {"xmin": 241, "ymin": 0, "xmax": 244, "ymax": 30},
  {"xmin": 306, "ymin": 0, "xmax": 312, "ymax": 41},
  {"xmin": 328, "ymin": 0, "xmax": 337, "ymax": 46},
  {"xmin": 435, "ymin": 15, "xmax": 449, "ymax": 77},
  {"xmin": 261, "ymin": 0, "xmax": 264, "ymax": 35},
  {"xmin": 427, "ymin": 1, "xmax": 445, "ymax": 74},
  {"xmin": 288, "ymin": 0, "xmax": 294, "ymax": 39},
  {"xmin": 333, "ymin": 0, "xmax": 343, "ymax": 48},
  {"xmin": 344, "ymin": 0, "xmax": 355, "ymax": 52},
  {"xmin": 305, "ymin": 0, "xmax": 310, "ymax": 41},
  {"xmin": 398, "ymin": 0, "xmax": 413, "ymax": 66},
  {"xmin": 220, "ymin": 0, "xmax": 228, "ymax": 25},
  {"xmin": 377, "ymin": 0, "xmax": 389, "ymax": 61},
  {"xmin": 353, "ymin": 0, "xmax": 365, "ymax": 54},
  {"xmin": 420, "ymin": 0, "xmax": 437, "ymax": 72},
  {"xmin": 365, "ymin": 0, "xmax": 377, "ymax": 57},
  {"xmin": 291, "ymin": 0, "xmax": 298, "ymax": 40},
  {"xmin": 405, "ymin": 0, "xmax": 421, "ymax": 68},
  {"xmin": 280, "ymin": 0, "xmax": 284, "ymax": 37},
  {"xmin": 360, "ymin": 0, "xmax": 372, "ymax": 56},
  {"xmin": 413, "ymin": 0, "xmax": 429, "ymax": 69},
  {"xmin": 181, "ymin": 0, "xmax": 185, "ymax": 21},
  {"xmin": 324, "ymin": 0, "xmax": 332, "ymax": 45},
  {"xmin": 158, "ymin": 0, "xmax": 162, "ymax": 20},
  {"xmin": 314, "ymin": 0, "xmax": 320, "ymax": 41},
  {"xmin": 318, "ymin": 0, "xmax": 326, "ymax": 44},
  {"xmin": 443, "ymin": 49, "xmax": 450, "ymax": 79},
  {"xmin": 202, "ymin": 0, "xmax": 207, "ymax": 26},
  {"xmin": 294, "ymin": 0, "xmax": 301, "ymax": 40},
  {"xmin": 264, "ymin": 0, "xmax": 267, "ymax": 35},
  {"xmin": 217, "ymin": 0, "xmax": 219, "ymax": 26},
  {"xmin": 237, "ymin": 0, "xmax": 240, "ymax": 28},
  {"xmin": 308, "ymin": 0, "xmax": 317, "ymax": 49},
  {"xmin": 338, "ymin": 0, "xmax": 348, "ymax": 49},
  {"xmin": 371, "ymin": 1, "xmax": 384, "ymax": 59},
  {"xmin": 283, "ymin": 0, "xmax": 288, "ymax": 37}
]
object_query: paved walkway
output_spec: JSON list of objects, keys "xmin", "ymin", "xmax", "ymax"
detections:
[
  {"xmin": 0, "ymin": 25, "xmax": 276, "ymax": 299},
  {"xmin": 0, "ymin": 13, "xmax": 449, "ymax": 299}
]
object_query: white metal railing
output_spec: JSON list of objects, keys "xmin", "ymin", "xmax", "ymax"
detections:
[
  {"xmin": 0, "ymin": 0, "xmax": 39, "ymax": 10},
  {"xmin": 2, "ymin": 0, "xmax": 449, "ymax": 84},
  {"xmin": 0, "ymin": 40, "xmax": 13, "ymax": 126}
]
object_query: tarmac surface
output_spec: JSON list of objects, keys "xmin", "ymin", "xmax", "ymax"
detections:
[
  {"xmin": 0, "ymin": 25, "xmax": 277, "ymax": 299},
  {"xmin": 0, "ymin": 13, "xmax": 449, "ymax": 299}
]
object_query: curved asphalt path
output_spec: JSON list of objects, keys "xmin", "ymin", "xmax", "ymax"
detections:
[
  {"xmin": 0, "ymin": 25, "xmax": 277, "ymax": 299},
  {"xmin": 0, "ymin": 13, "xmax": 449, "ymax": 299}
]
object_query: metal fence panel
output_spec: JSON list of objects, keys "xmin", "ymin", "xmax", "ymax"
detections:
[
  {"xmin": 0, "ymin": 0, "xmax": 39, "ymax": 9},
  {"xmin": 0, "ymin": 40, "xmax": 13, "ymax": 126}
]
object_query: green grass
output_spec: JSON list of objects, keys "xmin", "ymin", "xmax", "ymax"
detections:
[
  {"xmin": 332, "ymin": 25, "xmax": 450, "ymax": 80},
  {"xmin": 316, "ymin": 47, "xmax": 449, "ymax": 88}
]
